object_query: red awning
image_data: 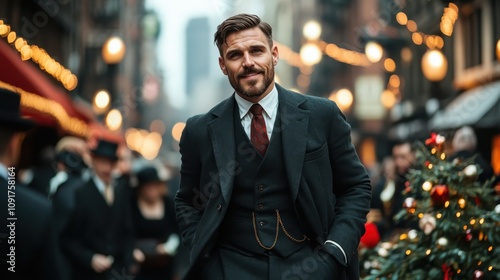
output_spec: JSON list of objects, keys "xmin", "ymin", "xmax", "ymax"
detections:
[
  {"xmin": 0, "ymin": 39, "xmax": 93, "ymax": 127},
  {"xmin": 0, "ymin": 40, "xmax": 123, "ymax": 143}
]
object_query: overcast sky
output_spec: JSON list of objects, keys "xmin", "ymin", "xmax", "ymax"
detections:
[{"xmin": 145, "ymin": 0, "xmax": 236, "ymax": 109}]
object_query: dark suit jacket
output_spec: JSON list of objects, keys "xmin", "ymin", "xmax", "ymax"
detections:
[
  {"xmin": 0, "ymin": 177, "xmax": 64, "ymax": 280},
  {"xmin": 61, "ymin": 178, "xmax": 134, "ymax": 280},
  {"xmin": 51, "ymin": 174, "xmax": 86, "ymax": 233},
  {"xmin": 175, "ymin": 84, "xmax": 372, "ymax": 279}
]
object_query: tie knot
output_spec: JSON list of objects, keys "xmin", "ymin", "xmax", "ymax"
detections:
[{"xmin": 250, "ymin": 104, "xmax": 264, "ymax": 116}]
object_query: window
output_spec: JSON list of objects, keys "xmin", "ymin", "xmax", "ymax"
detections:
[{"xmin": 462, "ymin": 8, "xmax": 482, "ymax": 68}]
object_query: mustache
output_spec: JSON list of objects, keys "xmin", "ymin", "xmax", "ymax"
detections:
[{"xmin": 237, "ymin": 68, "xmax": 263, "ymax": 79}]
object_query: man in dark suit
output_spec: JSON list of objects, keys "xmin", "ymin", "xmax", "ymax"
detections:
[
  {"xmin": 382, "ymin": 140, "xmax": 416, "ymax": 240},
  {"xmin": 0, "ymin": 87, "xmax": 63, "ymax": 280},
  {"xmin": 50, "ymin": 136, "xmax": 90, "ymax": 232},
  {"xmin": 49, "ymin": 136, "xmax": 90, "ymax": 279},
  {"xmin": 175, "ymin": 14, "xmax": 372, "ymax": 280},
  {"xmin": 62, "ymin": 138, "xmax": 134, "ymax": 280}
]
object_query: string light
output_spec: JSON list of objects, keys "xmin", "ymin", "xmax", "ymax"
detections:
[
  {"xmin": 396, "ymin": 12, "xmax": 408, "ymax": 25},
  {"xmin": 125, "ymin": 127, "xmax": 163, "ymax": 160},
  {"xmin": 275, "ymin": 40, "xmax": 371, "ymax": 68},
  {"xmin": 395, "ymin": 4, "xmax": 456, "ymax": 50},
  {"xmin": 384, "ymin": 58, "xmax": 396, "ymax": 72},
  {"xmin": 0, "ymin": 81, "xmax": 88, "ymax": 137},
  {"xmin": 0, "ymin": 21, "xmax": 78, "ymax": 91},
  {"xmin": 440, "ymin": 3, "xmax": 459, "ymax": 36},
  {"xmin": 422, "ymin": 181, "xmax": 433, "ymax": 191},
  {"xmin": 458, "ymin": 198, "xmax": 466, "ymax": 209},
  {"xmin": 400, "ymin": 233, "xmax": 408, "ymax": 240}
]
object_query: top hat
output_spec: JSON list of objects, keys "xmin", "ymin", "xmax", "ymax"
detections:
[
  {"xmin": 136, "ymin": 165, "xmax": 170, "ymax": 187},
  {"xmin": 90, "ymin": 139, "xmax": 119, "ymax": 161},
  {"xmin": 0, "ymin": 87, "xmax": 36, "ymax": 131}
]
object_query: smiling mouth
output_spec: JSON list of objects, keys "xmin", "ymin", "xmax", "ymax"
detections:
[{"xmin": 239, "ymin": 72, "xmax": 261, "ymax": 80}]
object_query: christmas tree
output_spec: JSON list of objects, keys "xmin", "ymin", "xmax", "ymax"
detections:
[{"xmin": 361, "ymin": 133, "xmax": 500, "ymax": 280}]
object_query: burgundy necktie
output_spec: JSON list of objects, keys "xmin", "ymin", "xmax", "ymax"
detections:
[{"xmin": 250, "ymin": 104, "xmax": 269, "ymax": 156}]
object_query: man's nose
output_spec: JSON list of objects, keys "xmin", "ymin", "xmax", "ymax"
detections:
[{"xmin": 242, "ymin": 52, "xmax": 254, "ymax": 68}]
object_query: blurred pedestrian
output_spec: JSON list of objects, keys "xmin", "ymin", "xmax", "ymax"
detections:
[
  {"xmin": 369, "ymin": 156, "xmax": 397, "ymax": 241},
  {"xmin": 49, "ymin": 136, "xmax": 91, "ymax": 279},
  {"xmin": 449, "ymin": 126, "xmax": 494, "ymax": 183},
  {"xmin": 131, "ymin": 164, "xmax": 180, "ymax": 280},
  {"xmin": 0, "ymin": 87, "xmax": 64, "ymax": 280},
  {"xmin": 114, "ymin": 144, "xmax": 134, "ymax": 203},
  {"xmin": 386, "ymin": 140, "xmax": 417, "ymax": 239},
  {"xmin": 175, "ymin": 13, "xmax": 371, "ymax": 280},
  {"xmin": 49, "ymin": 136, "xmax": 90, "ymax": 206},
  {"xmin": 61, "ymin": 138, "xmax": 134, "ymax": 280},
  {"xmin": 18, "ymin": 146, "xmax": 56, "ymax": 197}
]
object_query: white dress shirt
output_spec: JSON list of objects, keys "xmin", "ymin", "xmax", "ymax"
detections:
[
  {"xmin": 91, "ymin": 174, "xmax": 109, "ymax": 195},
  {"xmin": 234, "ymin": 85, "xmax": 279, "ymax": 141}
]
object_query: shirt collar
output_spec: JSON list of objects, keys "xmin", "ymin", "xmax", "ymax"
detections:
[
  {"xmin": 92, "ymin": 173, "xmax": 107, "ymax": 193},
  {"xmin": 234, "ymin": 85, "xmax": 279, "ymax": 119}
]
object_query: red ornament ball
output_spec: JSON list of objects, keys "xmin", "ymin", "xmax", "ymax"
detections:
[
  {"xmin": 430, "ymin": 185, "xmax": 449, "ymax": 206},
  {"xmin": 465, "ymin": 229, "xmax": 473, "ymax": 242}
]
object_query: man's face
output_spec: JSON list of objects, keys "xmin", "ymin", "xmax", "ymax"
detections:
[
  {"xmin": 218, "ymin": 27, "xmax": 278, "ymax": 102},
  {"xmin": 92, "ymin": 155, "xmax": 116, "ymax": 185},
  {"xmin": 392, "ymin": 143, "xmax": 414, "ymax": 176}
]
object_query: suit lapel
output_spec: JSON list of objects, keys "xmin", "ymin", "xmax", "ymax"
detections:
[
  {"xmin": 207, "ymin": 96, "xmax": 237, "ymax": 203},
  {"xmin": 277, "ymin": 85, "xmax": 309, "ymax": 202}
]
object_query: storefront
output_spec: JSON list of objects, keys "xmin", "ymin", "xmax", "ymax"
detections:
[{"xmin": 0, "ymin": 39, "xmax": 120, "ymax": 169}]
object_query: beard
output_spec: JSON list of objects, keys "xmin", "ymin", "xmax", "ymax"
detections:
[{"xmin": 230, "ymin": 66, "xmax": 274, "ymax": 98}]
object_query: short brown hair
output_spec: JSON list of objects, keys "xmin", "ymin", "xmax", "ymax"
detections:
[{"xmin": 214, "ymin": 13, "xmax": 273, "ymax": 54}]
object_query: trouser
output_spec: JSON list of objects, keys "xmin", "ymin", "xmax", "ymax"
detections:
[{"xmin": 200, "ymin": 244, "xmax": 345, "ymax": 280}]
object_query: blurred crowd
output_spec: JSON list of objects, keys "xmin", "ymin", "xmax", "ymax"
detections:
[
  {"xmin": 0, "ymin": 88, "xmax": 188, "ymax": 280},
  {"xmin": 19, "ymin": 135, "xmax": 188, "ymax": 280},
  {"xmin": 21, "ymin": 136, "xmax": 189, "ymax": 280}
]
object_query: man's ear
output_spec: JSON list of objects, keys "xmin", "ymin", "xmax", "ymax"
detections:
[
  {"xmin": 218, "ymin": 57, "xmax": 228, "ymax": 75},
  {"xmin": 272, "ymin": 45, "xmax": 279, "ymax": 66}
]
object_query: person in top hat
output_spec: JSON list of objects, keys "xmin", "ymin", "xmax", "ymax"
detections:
[
  {"xmin": 61, "ymin": 138, "xmax": 134, "ymax": 280},
  {"xmin": 130, "ymin": 163, "xmax": 180, "ymax": 279},
  {"xmin": 0, "ymin": 87, "xmax": 64, "ymax": 280}
]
